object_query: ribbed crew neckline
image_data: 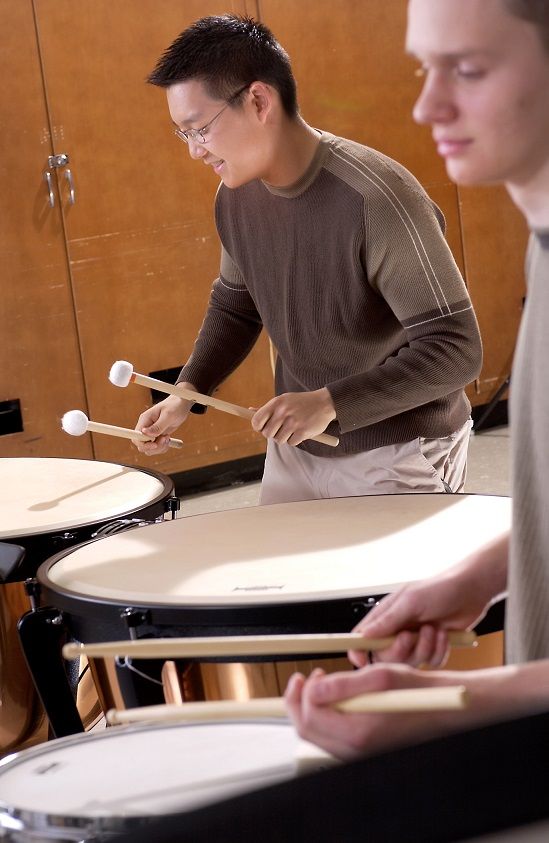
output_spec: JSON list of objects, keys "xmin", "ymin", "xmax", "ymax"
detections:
[{"xmin": 261, "ymin": 131, "xmax": 332, "ymax": 198}]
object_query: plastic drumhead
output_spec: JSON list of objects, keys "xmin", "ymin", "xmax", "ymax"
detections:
[
  {"xmin": 44, "ymin": 494, "xmax": 512, "ymax": 605},
  {"xmin": 0, "ymin": 458, "xmax": 168, "ymax": 538},
  {"xmin": 0, "ymin": 721, "xmax": 300, "ymax": 838}
]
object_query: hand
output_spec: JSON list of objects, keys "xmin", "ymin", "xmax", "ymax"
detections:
[
  {"xmin": 348, "ymin": 535, "xmax": 509, "ymax": 669},
  {"xmin": 134, "ymin": 388, "xmax": 194, "ymax": 456},
  {"xmin": 285, "ymin": 664, "xmax": 459, "ymax": 761},
  {"xmin": 251, "ymin": 388, "xmax": 336, "ymax": 445}
]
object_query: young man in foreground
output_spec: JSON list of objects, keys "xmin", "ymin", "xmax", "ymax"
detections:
[{"xmin": 286, "ymin": 0, "xmax": 549, "ymax": 760}]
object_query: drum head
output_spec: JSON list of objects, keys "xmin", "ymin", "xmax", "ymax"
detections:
[
  {"xmin": 0, "ymin": 721, "xmax": 299, "ymax": 838},
  {"xmin": 0, "ymin": 458, "xmax": 170, "ymax": 539},
  {"xmin": 42, "ymin": 494, "xmax": 511, "ymax": 607}
]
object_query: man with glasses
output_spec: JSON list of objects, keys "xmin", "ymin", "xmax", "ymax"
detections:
[{"xmin": 136, "ymin": 15, "xmax": 482, "ymax": 504}]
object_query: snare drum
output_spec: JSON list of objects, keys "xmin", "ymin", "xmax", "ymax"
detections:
[
  {"xmin": 0, "ymin": 720, "xmax": 328, "ymax": 841},
  {"xmin": 32, "ymin": 494, "xmax": 510, "ymax": 722},
  {"xmin": 0, "ymin": 458, "xmax": 175, "ymax": 754}
]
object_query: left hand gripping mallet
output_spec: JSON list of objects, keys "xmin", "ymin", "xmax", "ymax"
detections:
[{"xmin": 61, "ymin": 410, "xmax": 183, "ymax": 449}]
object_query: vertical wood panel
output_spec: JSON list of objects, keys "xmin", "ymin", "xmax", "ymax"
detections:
[{"xmin": 0, "ymin": 0, "xmax": 92, "ymax": 458}]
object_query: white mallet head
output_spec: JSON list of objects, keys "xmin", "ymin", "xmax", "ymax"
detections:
[
  {"xmin": 61, "ymin": 410, "xmax": 89, "ymax": 437},
  {"xmin": 109, "ymin": 360, "xmax": 133, "ymax": 388}
]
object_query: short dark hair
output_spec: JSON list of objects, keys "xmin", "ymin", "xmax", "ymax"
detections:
[
  {"xmin": 148, "ymin": 15, "xmax": 298, "ymax": 117},
  {"xmin": 503, "ymin": 0, "xmax": 549, "ymax": 50}
]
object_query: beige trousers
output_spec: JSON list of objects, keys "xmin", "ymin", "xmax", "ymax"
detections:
[{"xmin": 259, "ymin": 419, "xmax": 473, "ymax": 505}]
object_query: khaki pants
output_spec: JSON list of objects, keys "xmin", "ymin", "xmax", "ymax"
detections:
[{"xmin": 259, "ymin": 419, "xmax": 472, "ymax": 505}]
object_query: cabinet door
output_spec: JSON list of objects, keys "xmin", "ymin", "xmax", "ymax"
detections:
[
  {"xmin": 29, "ymin": 0, "xmax": 271, "ymax": 474},
  {"xmin": 258, "ymin": 0, "xmax": 527, "ymax": 406},
  {"xmin": 0, "ymin": 0, "xmax": 91, "ymax": 458}
]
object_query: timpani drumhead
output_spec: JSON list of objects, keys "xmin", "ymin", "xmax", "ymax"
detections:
[
  {"xmin": 0, "ymin": 721, "xmax": 303, "ymax": 839},
  {"xmin": 43, "ymin": 494, "xmax": 511, "ymax": 606},
  {"xmin": 0, "ymin": 458, "xmax": 169, "ymax": 539}
]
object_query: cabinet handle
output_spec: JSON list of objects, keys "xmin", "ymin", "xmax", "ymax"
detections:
[
  {"xmin": 44, "ymin": 170, "xmax": 55, "ymax": 207},
  {"xmin": 65, "ymin": 168, "xmax": 75, "ymax": 204}
]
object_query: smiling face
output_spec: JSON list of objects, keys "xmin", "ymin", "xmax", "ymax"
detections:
[
  {"xmin": 406, "ymin": 0, "xmax": 549, "ymax": 195},
  {"xmin": 167, "ymin": 78, "xmax": 274, "ymax": 189}
]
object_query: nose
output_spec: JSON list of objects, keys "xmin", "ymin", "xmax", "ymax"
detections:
[
  {"xmin": 413, "ymin": 70, "xmax": 457, "ymax": 126},
  {"xmin": 187, "ymin": 138, "xmax": 208, "ymax": 160}
]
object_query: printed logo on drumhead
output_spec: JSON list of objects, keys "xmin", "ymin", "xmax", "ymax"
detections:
[
  {"xmin": 232, "ymin": 585, "xmax": 284, "ymax": 591},
  {"xmin": 34, "ymin": 762, "xmax": 63, "ymax": 775}
]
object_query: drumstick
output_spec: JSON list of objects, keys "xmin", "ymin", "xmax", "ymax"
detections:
[
  {"xmin": 108, "ymin": 360, "xmax": 339, "ymax": 449},
  {"xmin": 106, "ymin": 685, "xmax": 469, "ymax": 726},
  {"xmin": 62, "ymin": 630, "xmax": 476, "ymax": 661},
  {"xmin": 61, "ymin": 410, "xmax": 183, "ymax": 450}
]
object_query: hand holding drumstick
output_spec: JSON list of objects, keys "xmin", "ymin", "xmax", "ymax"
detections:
[
  {"xmin": 61, "ymin": 410, "xmax": 183, "ymax": 449},
  {"xmin": 108, "ymin": 360, "xmax": 339, "ymax": 454}
]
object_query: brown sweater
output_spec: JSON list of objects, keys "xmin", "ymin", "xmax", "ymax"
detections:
[
  {"xmin": 179, "ymin": 132, "xmax": 482, "ymax": 456},
  {"xmin": 507, "ymin": 231, "xmax": 549, "ymax": 663}
]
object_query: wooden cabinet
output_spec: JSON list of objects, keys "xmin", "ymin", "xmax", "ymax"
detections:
[
  {"xmin": 1, "ymin": 1, "xmax": 526, "ymax": 475},
  {"xmin": 1, "ymin": 0, "xmax": 272, "ymax": 475}
]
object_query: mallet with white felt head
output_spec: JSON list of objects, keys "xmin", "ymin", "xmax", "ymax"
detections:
[
  {"xmin": 61, "ymin": 410, "xmax": 183, "ymax": 449},
  {"xmin": 109, "ymin": 360, "xmax": 339, "ymax": 448}
]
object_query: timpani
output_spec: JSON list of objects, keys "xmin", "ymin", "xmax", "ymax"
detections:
[
  {"xmin": 0, "ymin": 457, "xmax": 175, "ymax": 754},
  {"xmin": 0, "ymin": 720, "xmax": 329, "ymax": 841},
  {"xmin": 30, "ymin": 494, "xmax": 510, "ymax": 724}
]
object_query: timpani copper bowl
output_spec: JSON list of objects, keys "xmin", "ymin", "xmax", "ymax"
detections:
[
  {"xmin": 24, "ymin": 493, "xmax": 509, "ymax": 736},
  {"xmin": 0, "ymin": 457, "xmax": 175, "ymax": 753}
]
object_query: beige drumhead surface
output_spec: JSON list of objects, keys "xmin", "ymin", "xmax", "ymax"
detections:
[
  {"xmin": 0, "ymin": 458, "xmax": 166, "ymax": 538},
  {"xmin": 46, "ymin": 494, "xmax": 511, "ymax": 605}
]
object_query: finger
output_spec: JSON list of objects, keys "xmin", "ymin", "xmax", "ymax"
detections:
[
  {"xmin": 406, "ymin": 625, "xmax": 438, "ymax": 668},
  {"xmin": 426, "ymin": 629, "xmax": 451, "ymax": 669},
  {"xmin": 348, "ymin": 629, "xmax": 417, "ymax": 668}
]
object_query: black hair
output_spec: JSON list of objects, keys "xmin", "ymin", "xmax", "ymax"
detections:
[{"xmin": 148, "ymin": 15, "xmax": 298, "ymax": 117}]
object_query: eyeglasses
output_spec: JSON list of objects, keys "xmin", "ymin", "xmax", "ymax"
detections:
[{"xmin": 174, "ymin": 84, "xmax": 250, "ymax": 145}]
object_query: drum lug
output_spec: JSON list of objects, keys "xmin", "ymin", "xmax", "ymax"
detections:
[
  {"xmin": 120, "ymin": 606, "xmax": 151, "ymax": 638},
  {"xmin": 52, "ymin": 531, "xmax": 77, "ymax": 547},
  {"xmin": 23, "ymin": 577, "xmax": 41, "ymax": 611},
  {"xmin": 351, "ymin": 598, "xmax": 378, "ymax": 618},
  {"xmin": 165, "ymin": 495, "xmax": 180, "ymax": 519}
]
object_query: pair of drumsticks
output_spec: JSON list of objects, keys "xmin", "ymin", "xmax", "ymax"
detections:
[
  {"xmin": 61, "ymin": 363, "xmax": 471, "ymax": 724},
  {"xmin": 64, "ymin": 632, "xmax": 475, "ymax": 726},
  {"xmin": 61, "ymin": 360, "xmax": 340, "ymax": 449}
]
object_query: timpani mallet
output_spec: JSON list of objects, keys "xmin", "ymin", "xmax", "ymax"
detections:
[
  {"xmin": 61, "ymin": 410, "xmax": 183, "ymax": 449},
  {"xmin": 62, "ymin": 630, "xmax": 477, "ymax": 661},
  {"xmin": 108, "ymin": 360, "xmax": 339, "ymax": 449},
  {"xmin": 106, "ymin": 685, "xmax": 470, "ymax": 726}
]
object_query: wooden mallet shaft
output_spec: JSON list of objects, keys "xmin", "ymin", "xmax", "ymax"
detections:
[
  {"xmin": 106, "ymin": 685, "xmax": 469, "ymax": 726},
  {"xmin": 63, "ymin": 630, "xmax": 476, "ymax": 661},
  {"xmin": 87, "ymin": 420, "xmax": 183, "ymax": 449}
]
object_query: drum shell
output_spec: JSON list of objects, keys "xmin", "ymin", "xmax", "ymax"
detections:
[{"xmin": 1, "ymin": 459, "xmax": 174, "ymax": 753}]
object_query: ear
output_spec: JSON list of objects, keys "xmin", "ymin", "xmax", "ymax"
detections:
[{"xmin": 248, "ymin": 81, "xmax": 276, "ymax": 125}]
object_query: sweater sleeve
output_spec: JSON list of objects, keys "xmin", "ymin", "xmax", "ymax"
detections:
[
  {"xmin": 327, "ymin": 180, "xmax": 483, "ymax": 434},
  {"xmin": 177, "ymin": 245, "xmax": 263, "ymax": 396}
]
